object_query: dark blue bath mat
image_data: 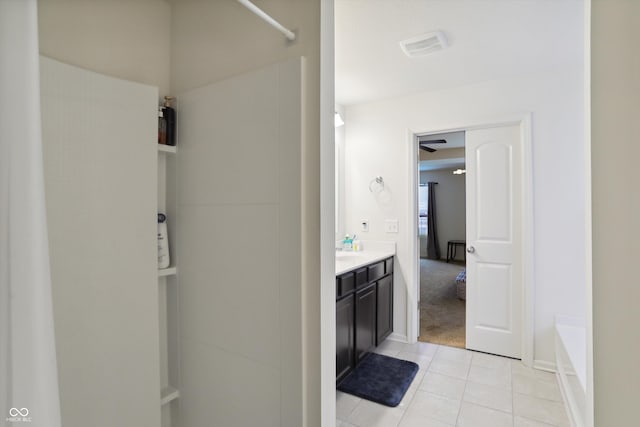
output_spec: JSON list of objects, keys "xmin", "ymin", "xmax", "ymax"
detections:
[{"xmin": 337, "ymin": 353, "xmax": 419, "ymax": 407}]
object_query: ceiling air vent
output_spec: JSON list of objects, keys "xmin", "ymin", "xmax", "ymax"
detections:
[{"xmin": 399, "ymin": 31, "xmax": 448, "ymax": 58}]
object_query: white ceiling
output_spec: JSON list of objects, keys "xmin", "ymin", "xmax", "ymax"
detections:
[{"xmin": 335, "ymin": 0, "xmax": 584, "ymax": 106}]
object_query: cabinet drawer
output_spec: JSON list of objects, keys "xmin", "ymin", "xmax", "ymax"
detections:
[
  {"xmin": 336, "ymin": 272, "xmax": 355, "ymax": 298},
  {"xmin": 355, "ymin": 267, "xmax": 368, "ymax": 288},
  {"xmin": 368, "ymin": 262, "xmax": 385, "ymax": 283},
  {"xmin": 385, "ymin": 257, "xmax": 394, "ymax": 275}
]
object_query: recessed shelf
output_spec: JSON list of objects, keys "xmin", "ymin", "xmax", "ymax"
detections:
[
  {"xmin": 157, "ymin": 144, "xmax": 177, "ymax": 154},
  {"xmin": 158, "ymin": 266, "xmax": 177, "ymax": 277},
  {"xmin": 160, "ymin": 386, "xmax": 180, "ymax": 406}
]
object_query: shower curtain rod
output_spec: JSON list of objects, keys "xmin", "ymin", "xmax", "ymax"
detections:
[{"xmin": 236, "ymin": 0, "xmax": 296, "ymax": 42}]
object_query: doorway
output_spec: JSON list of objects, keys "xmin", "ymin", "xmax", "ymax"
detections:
[
  {"xmin": 409, "ymin": 117, "xmax": 533, "ymax": 363},
  {"xmin": 417, "ymin": 131, "xmax": 467, "ymax": 349}
]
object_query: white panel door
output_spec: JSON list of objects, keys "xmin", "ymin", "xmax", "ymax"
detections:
[{"xmin": 465, "ymin": 125, "xmax": 522, "ymax": 359}]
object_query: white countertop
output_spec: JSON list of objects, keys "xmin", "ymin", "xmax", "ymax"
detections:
[{"xmin": 335, "ymin": 241, "xmax": 396, "ymax": 275}]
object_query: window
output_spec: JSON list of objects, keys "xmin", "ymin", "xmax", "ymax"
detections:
[{"xmin": 418, "ymin": 184, "xmax": 429, "ymax": 236}]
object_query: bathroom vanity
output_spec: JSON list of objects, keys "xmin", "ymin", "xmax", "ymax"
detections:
[{"xmin": 336, "ymin": 252, "xmax": 394, "ymax": 383}]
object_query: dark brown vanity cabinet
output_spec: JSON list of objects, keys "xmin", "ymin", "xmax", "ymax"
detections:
[
  {"xmin": 336, "ymin": 294, "xmax": 355, "ymax": 383},
  {"xmin": 355, "ymin": 283, "xmax": 377, "ymax": 363},
  {"xmin": 376, "ymin": 275, "xmax": 393, "ymax": 344},
  {"xmin": 336, "ymin": 256, "xmax": 394, "ymax": 382}
]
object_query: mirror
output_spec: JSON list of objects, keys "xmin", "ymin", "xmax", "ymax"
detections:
[{"xmin": 335, "ymin": 110, "xmax": 345, "ymax": 241}]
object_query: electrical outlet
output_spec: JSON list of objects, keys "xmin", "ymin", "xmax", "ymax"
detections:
[
  {"xmin": 385, "ymin": 219, "xmax": 399, "ymax": 233},
  {"xmin": 361, "ymin": 220, "xmax": 369, "ymax": 232}
]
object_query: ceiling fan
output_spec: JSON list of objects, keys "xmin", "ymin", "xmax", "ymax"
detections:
[{"xmin": 418, "ymin": 137, "xmax": 447, "ymax": 153}]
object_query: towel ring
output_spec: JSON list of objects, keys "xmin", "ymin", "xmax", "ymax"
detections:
[{"xmin": 369, "ymin": 176, "xmax": 384, "ymax": 193}]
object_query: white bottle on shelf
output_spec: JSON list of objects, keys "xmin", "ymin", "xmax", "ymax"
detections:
[{"xmin": 158, "ymin": 213, "xmax": 170, "ymax": 269}]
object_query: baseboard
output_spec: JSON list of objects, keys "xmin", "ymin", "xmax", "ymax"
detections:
[
  {"xmin": 387, "ymin": 332, "xmax": 408, "ymax": 343},
  {"xmin": 555, "ymin": 321, "xmax": 586, "ymax": 427},
  {"xmin": 533, "ymin": 359, "xmax": 557, "ymax": 373},
  {"xmin": 556, "ymin": 369, "xmax": 581, "ymax": 427}
]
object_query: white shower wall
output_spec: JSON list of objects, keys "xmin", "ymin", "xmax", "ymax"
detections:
[
  {"xmin": 175, "ymin": 58, "xmax": 304, "ymax": 427},
  {"xmin": 40, "ymin": 57, "xmax": 160, "ymax": 427}
]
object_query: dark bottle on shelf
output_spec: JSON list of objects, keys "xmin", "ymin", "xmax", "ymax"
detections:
[
  {"xmin": 158, "ymin": 107, "xmax": 166, "ymax": 144},
  {"xmin": 162, "ymin": 96, "xmax": 176, "ymax": 146}
]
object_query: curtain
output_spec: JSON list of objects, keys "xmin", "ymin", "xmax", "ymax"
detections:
[
  {"xmin": 426, "ymin": 182, "xmax": 441, "ymax": 259},
  {"xmin": 0, "ymin": 1, "xmax": 62, "ymax": 426}
]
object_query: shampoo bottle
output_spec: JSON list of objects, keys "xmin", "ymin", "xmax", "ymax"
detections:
[
  {"xmin": 158, "ymin": 107, "xmax": 166, "ymax": 145},
  {"xmin": 158, "ymin": 213, "xmax": 170, "ymax": 269},
  {"xmin": 162, "ymin": 96, "xmax": 176, "ymax": 146}
]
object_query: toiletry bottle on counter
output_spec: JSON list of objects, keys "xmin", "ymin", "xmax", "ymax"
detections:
[
  {"xmin": 343, "ymin": 234, "xmax": 353, "ymax": 251},
  {"xmin": 158, "ymin": 213, "xmax": 170, "ymax": 269},
  {"xmin": 162, "ymin": 96, "xmax": 176, "ymax": 146}
]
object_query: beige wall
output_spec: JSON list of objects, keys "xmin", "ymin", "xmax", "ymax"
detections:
[
  {"xmin": 591, "ymin": 1, "xmax": 640, "ymax": 424},
  {"xmin": 170, "ymin": 0, "xmax": 319, "ymax": 94},
  {"xmin": 419, "ymin": 170, "xmax": 466, "ymax": 260},
  {"xmin": 170, "ymin": 1, "xmax": 322, "ymax": 425},
  {"xmin": 38, "ymin": 0, "xmax": 172, "ymax": 98}
]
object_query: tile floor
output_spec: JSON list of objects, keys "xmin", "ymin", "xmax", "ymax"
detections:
[{"xmin": 336, "ymin": 341, "xmax": 570, "ymax": 427}]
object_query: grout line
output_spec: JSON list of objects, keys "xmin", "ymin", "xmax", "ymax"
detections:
[
  {"xmin": 345, "ymin": 348, "xmax": 565, "ymax": 427},
  {"xmin": 340, "ymin": 393, "xmax": 362, "ymax": 425},
  {"xmin": 512, "ymin": 390, "xmax": 566, "ymax": 404},
  {"xmin": 453, "ymin": 352, "xmax": 473, "ymax": 426},
  {"xmin": 395, "ymin": 378, "xmax": 419, "ymax": 427},
  {"xmin": 511, "ymin": 357, "xmax": 516, "ymax": 427},
  {"xmin": 455, "ymin": 381, "xmax": 467, "ymax": 425}
]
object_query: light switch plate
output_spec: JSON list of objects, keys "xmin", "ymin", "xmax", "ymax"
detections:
[
  {"xmin": 361, "ymin": 219, "xmax": 369, "ymax": 232},
  {"xmin": 385, "ymin": 219, "xmax": 399, "ymax": 233}
]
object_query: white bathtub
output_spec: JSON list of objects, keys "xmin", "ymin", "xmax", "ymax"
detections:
[{"xmin": 555, "ymin": 316, "xmax": 586, "ymax": 427}]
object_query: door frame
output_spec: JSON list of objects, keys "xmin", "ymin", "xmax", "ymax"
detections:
[{"xmin": 406, "ymin": 113, "xmax": 534, "ymax": 366}]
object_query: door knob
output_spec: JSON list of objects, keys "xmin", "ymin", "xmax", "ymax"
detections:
[{"xmin": 467, "ymin": 246, "xmax": 475, "ymax": 254}]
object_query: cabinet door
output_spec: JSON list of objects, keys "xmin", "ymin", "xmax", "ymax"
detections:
[
  {"xmin": 355, "ymin": 283, "xmax": 377, "ymax": 363},
  {"xmin": 377, "ymin": 275, "xmax": 393, "ymax": 345},
  {"xmin": 336, "ymin": 295, "xmax": 355, "ymax": 383}
]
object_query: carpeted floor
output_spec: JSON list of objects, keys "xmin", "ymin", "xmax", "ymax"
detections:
[{"xmin": 419, "ymin": 258, "xmax": 466, "ymax": 349}]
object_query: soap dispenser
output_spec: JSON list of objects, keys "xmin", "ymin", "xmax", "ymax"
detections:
[
  {"xmin": 162, "ymin": 96, "xmax": 176, "ymax": 146},
  {"xmin": 343, "ymin": 234, "xmax": 353, "ymax": 251}
]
